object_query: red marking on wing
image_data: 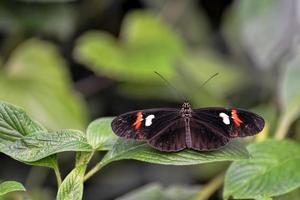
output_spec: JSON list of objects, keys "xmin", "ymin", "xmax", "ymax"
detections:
[
  {"xmin": 230, "ymin": 130, "xmax": 239, "ymax": 137},
  {"xmin": 133, "ymin": 112, "xmax": 143, "ymax": 129},
  {"xmin": 231, "ymin": 109, "xmax": 243, "ymax": 127}
]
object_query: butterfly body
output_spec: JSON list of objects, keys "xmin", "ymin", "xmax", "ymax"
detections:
[{"xmin": 111, "ymin": 101, "xmax": 264, "ymax": 152}]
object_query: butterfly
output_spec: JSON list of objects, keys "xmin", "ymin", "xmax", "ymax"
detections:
[{"xmin": 111, "ymin": 101, "xmax": 265, "ymax": 152}]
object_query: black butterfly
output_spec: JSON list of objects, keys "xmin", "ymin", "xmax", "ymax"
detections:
[{"xmin": 111, "ymin": 101, "xmax": 265, "ymax": 152}]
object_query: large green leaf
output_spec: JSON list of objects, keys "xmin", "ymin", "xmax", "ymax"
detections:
[
  {"xmin": 57, "ymin": 165, "xmax": 86, "ymax": 200},
  {"xmin": 116, "ymin": 183, "xmax": 199, "ymax": 200},
  {"xmin": 118, "ymin": 51, "xmax": 243, "ymax": 105},
  {"xmin": 100, "ymin": 138, "xmax": 249, "ymax": 167},
  {"xmin": 2, "ymin": 130, "xmax": 92, "ymax": 162},
  {"xmin": 0, "ymin": 39, "xmax": 87, "ymax": 130},
  {"xmin": 86, "ymin": 117, "xmax": 118, "ymax": 150},
  {"xmin": 274, "ymin": 189, "xmax": 300, "ymax": 200},
  {"xmin": 0, "ymin": 101, "xmax": 45, "ymax": 146},
  {"xmin": 223, "ymin": 139, "xmax": 300, "ymax": 199},
  {"xmin": 276, "ymin": 53, "xmax": 300, "ymax": 139},
  {"xmin": 0, "ymin": 101, "xmax": 59, "ymax": 168},
  {"xmin": 228, "ymin": 0, "xmax": 295, "ymax": 69},
  {"xmin": 0, "ymin": 181, "xmax": 25, "ymax": 196},
  {"xmin": 74, "ymin": 10, "xmax": 184, "ymax": 82}
]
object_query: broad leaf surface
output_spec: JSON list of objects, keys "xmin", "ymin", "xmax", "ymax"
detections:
[
  {"xmin": 74, "ymin": 11, "xmax": 184, "ymax": 82},
  {"xmin": 0, "ymin": 101, "xmax": 45, "ymax": 146},
  {"xmin": 229, "ymin": 0, "xmax": 296, "ymax": 69},
  {"xmin": 57, "ymin": 165, "xmax": 86, "ymax": 200},
  {"xmin": 276, "ymin": 54, "xmax": 300, "ymax": 138},
  {"xmin": 0, "ymin": 39, "xmax": 87, "ymax": 130},
  {"xmin": 2, "ymin": 130, "xmax": 92, "ymax": 162},
  {"xmin": 274, "ymin": 189, "xmax": 300, "ymax": 200},
  {"xmin": 223, "ymin": 139, "xmax": 300, "ymax": 199},
  {"xmin": 116, "ymin": 183, "xmax": 199, "ymax": 200},
  {"xmin": 0, "ymin": 181, "xmax": 25, "ymax": 196},
  {"xmin": 100, "ymin": 138, "xmax": 249, "ymax": 167},
  {"xmin": 86, "ymin": 117, "xmax": 118, "ymax": 150},
  {"xmin": 75, "ymin": 152, "xmax": 93, "ymax": 167},
  {"xmin": 0, "ymin": 101, "xmax": 59, "ymax": 168}
]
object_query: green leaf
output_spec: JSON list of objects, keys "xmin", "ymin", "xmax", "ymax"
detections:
[
  {"xmin": 0, "ymin": 39, "xmax": 87, "ymax": 130},
  {"xmin": 223, "ymin": 139, "xmax": 300, "ymax": 199},
  {"xmin": 0, "ymin": 101, "xmax": 45, "ymax": 146},
  {"xmin": 75, "ymin": 152, "xmax": 93, "ymax": 167},
  {"xmin": 275, "ymin": 54, "xmax": 300, "ymax": 139},
  {"xmin": 2, "ymin": 129, "xmax": 92, "ymax": 162},
  {"xmin": 57, "ymin": 165, "xmax": 86, "ymax": 200},
  {"xmin": 230, "ymin": 0, "xmax": 294, "ymax": 69},
  {"xmin": 274, "ymin": 189, "xmax": 300, "ymax": 200},
  {"xmin": 0, "ymin": 181, "xmax": 26, "ymax": 196},
  {"xmin": 27, "ymin": 155, "xmax": 58, "ymax": 169},
  {"xmin": 180, "ymin": 52, "xmax": 243, "ymax": 105},
  {"xmin": 116, "ymin": 183, "xmax": 199, "ymax": 200},
  {"xmin": 100, "ymin": 138, "xmax": 249, "ymax": 167},
  {"xmin": 117, "ymin": 183, "xmax": 164, "ymax": 200},
  {"xmin": 74, "ymin": 11, "xmax": 184, "ymax": 82},
  {"xmin": 0, "ymin": 101, "xmax": 60, "ymax": 168},
  {"xmin": 86, "ymin": 117, "xmax": 118, "ymax": 150}
]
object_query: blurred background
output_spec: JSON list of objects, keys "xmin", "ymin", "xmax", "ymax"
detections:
[{"xmin": 0, "ymin": 0, "xmax": 300, "ymax": 199}]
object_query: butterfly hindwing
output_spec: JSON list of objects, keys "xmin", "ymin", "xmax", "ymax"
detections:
[
  {"xmin": 189, "ymin": 119, "xmax": 229, "ymax": 150},
  {"xmin": 192, "ymin": 108, "xmax": 265, "ymax": 138},
  {"xmin": 148, "ymin": 118, "xmax": 187, "ymax": 152},
  {"xmin": 111, "ymin": 108, "xmax": 180, "ymax": 141}
]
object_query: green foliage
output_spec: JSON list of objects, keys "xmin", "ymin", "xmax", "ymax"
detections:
[
  {"xmin": 3, "ymin": 130, "xmax": 92, "ymax": 162},
  {"xmin": 116, "ymin": 183, "xmax": 199, "ymax": 200},
  {"xmin": 74, "ymin": 10, "xmax": 243, "ymax": 106},
  {"xmin": 0, "ymin": 39, "xmax": 88, "ymax": 130},
  {"xmin": 74, "ymin": 11, "xmax": 184, "ymax": 82},
  {"xmin": 230, "ymin": 0, "xmax": 293, "ymax": 69},
  {"xmin": 57, "ymin": 165, "xmax": 86, "ymax": 200},
  {"xmin": 0, "ymin": 101, "xmax": 91, "ymax": 166},
  {"xmin": 1, "ymin": 1, "xmax": 299, "ymax": 199},
  {"xmin": 275, "ymin": 54, "xmax": 300, "ymax": 139},
  {"xmin": 0, "ymin": 101, "xmax": 45, "ymax": 146},
  {"xmin": 86, "ymin": 117, "xmax": 118, "ymax": 151},
  {"xmin": 100, "ymin": 138, "xmax": 248, "ymax": 167},
  {"xmin": 0, "ymin": 101, "xmax": 252, "ymax": 200},
  {"xmin": 0, "ymin": 181, "xmax": 25, "ymax": 196},
  {"xmin": 223, "ymin": 139, "xmax": 300, "ymax": 199}
]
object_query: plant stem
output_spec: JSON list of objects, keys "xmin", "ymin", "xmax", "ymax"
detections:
[
  {"xmin": 274, "ymin": 109, "xmax": 298, "ymax": 139},
  {"xmin": 84, "ymin": 161, "xmax": 105, "ymax": 182},
  {"xmin": 53, "ymin": 165, "xmax": 62, "ymax": 187},
  {"xmin": 193, "ymin": 172, "xmax": 225, "ymax": 200}
]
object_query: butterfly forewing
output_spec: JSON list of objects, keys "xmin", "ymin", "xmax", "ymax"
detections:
[
  {"xmin": 111, "ymin": 108, "xmax": 180, "ymax": 141},
  {"xmin": 192, "ymin": 108, "xmax": 265, "ymax": 138}
]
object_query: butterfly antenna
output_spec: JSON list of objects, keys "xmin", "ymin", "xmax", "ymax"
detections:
[
  {"xmin": 190, "ymin": 72, "xmax": 219, "ymax": 100},
  {"xmin": 199, "ymin": 72, "xmax": 219, "ymax": 89},
  {"xmin": 154, "ymin": 71, "xmax": 187, "ymax": 102}
]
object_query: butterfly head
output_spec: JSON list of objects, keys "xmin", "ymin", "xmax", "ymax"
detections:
[
  {"xmin": 181, "ymin": 101, "xmax": 192, "ymax": 117},
  {"xmin": 182, "ymin": 101, "xmax": 191, "ymax": 109}
]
